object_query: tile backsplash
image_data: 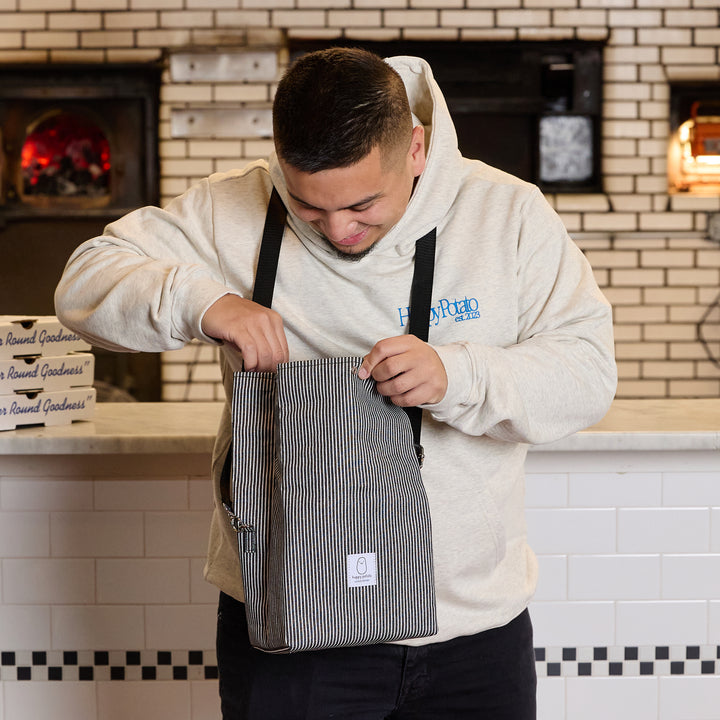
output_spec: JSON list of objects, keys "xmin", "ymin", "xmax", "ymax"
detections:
[{"xmin": 2, "ymin": 444, "xmax": 720, "ymax": 720}]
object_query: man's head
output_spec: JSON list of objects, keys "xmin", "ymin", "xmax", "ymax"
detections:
[
  {"xmin": 273, "ymin": 47, "xmax": 413, "ymax": 173},
  {"xmin": 273, "ymin": 47, "xmax": 426, "ymax": 259}
]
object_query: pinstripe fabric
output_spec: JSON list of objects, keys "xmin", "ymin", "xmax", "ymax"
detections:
[{"xmin": 230, "ymin": 356, "xmax": 437, "ymax": 653}]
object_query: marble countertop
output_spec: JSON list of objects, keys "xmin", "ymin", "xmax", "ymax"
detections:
[
  {"xmin": 0, "ymin": 399, "xmax": 719, "ymax": 455},
  {"xmin": 0, "ymin": 402, "xmax": 225, "ymax": 455}
]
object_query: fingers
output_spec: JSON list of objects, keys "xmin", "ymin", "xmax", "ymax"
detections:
[
  {"xmin": 239, "ymin": 312, "xmax": 289, "ymax": 372},
  {"xmin": 359, "ymin": 336, "xmax": 448, "ymax": 406},
  {"xmin": 358, "ymin": 336, "xmax": 412, "ymax": 380},
  {"xmin": 202, "ymin": 294, "xmax": 289, "ymax": 372}
]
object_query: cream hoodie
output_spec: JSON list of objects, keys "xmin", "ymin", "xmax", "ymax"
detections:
[{"xmin": 55, "ymin": 56, "xmax": 617, "ymax": 645}]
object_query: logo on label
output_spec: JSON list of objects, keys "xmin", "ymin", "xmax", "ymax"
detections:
[
  {"xmin": 398, "ymin": 295, "xmax": 481, "ymax": 328},
  {"xmin": 347, "ymin": 553, "xmax": 377, "ymax": 588}
]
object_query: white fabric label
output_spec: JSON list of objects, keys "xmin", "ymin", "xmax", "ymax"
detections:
[{"xmin": 347, "ymin": 553, "xmax": 377, "ymax": 588}]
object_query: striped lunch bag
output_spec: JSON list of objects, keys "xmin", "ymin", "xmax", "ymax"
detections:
[
  {"xmin": 220, "ymin": 187, "xmax": 437, "ymax": 653},
  {"xmin": 225, "ymin": 356, "xmax": 437, "ymax": 653}
]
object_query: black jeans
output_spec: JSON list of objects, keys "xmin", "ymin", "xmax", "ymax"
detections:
[{"xmin": 216, "ymin": 592, "xmax": 537, "ymax": 720}]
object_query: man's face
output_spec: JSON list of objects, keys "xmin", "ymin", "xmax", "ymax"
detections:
[{"xmin": 279, "ymin": 126, "xmax": 426, "ymax": 259}]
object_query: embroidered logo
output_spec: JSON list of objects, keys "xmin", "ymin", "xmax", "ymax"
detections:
[{"xmin": 398, "ymin": 296, "xmax": 481, "ymax": 328}]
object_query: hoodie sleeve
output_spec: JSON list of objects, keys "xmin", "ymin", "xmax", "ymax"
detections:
[
  {"xmin": 54, "ymin": 178, "xmax": 239, "ymax": 353},
  {"xmin": 425, "ymin": 188, "xmax": 617, "ymax": 445}
]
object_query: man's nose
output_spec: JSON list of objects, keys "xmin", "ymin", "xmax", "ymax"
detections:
[{"xmin": 324, "ymin": 211, "xmax": 356, "ymax": 242}]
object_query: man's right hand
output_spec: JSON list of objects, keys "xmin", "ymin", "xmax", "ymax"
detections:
[{"xmin": 201, "ymin": 294, "xmax": 289, "ymax": 372}]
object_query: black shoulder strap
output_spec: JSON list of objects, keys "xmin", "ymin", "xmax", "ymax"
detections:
[
  {"xmin": 404, "ymin": 227, "xmax": 436, "ymax": 465},
  {"xmin": 251, "ymin": 187, "xmax": 287, "ymax": 307}
]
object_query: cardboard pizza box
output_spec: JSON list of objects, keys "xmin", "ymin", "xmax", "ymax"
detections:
[
  {"xmin": 0, "ymin": 387, "xmax": 96, "ymax": 431},
  {"xmin": 0, "ymin": 352, "xmax": 95, "ymax": 394},
  {"xmin": 0, "ymin": 316, "xmax": 91, "ymax": 360}
]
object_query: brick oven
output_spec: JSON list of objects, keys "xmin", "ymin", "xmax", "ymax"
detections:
[{"xmin": 0, "ymin": 63, "xmax": 162, "ymax": 400}]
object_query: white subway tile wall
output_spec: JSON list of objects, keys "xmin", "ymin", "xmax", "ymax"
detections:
[
  {"xmin": 526, "ymin": 449, "xmax": 720, "ymax": 720},
  {"xmin": 2, "ymin": 446, "xmax": 720, "ymax": 719},
  {"xmin": 0, "ymin": 453, "xmax": 219, "ymax": 719}
]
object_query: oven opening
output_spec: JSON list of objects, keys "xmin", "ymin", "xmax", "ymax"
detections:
[{"xmin": 21, "ymin": 110, "xmax": 111, "ymax": 206}]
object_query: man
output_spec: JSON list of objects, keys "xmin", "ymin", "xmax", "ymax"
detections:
[{"xmin": 55, "ymin": 48, "xmax": 617, "ymax": 719}]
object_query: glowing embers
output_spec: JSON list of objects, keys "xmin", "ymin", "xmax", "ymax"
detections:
[
  {"xmin": 669, "ymin": 100, "xmax": 720, "ymax": 193},
  {"xmin": 20, "ymin": 111, "xmax": 110, "ymax": 203}
]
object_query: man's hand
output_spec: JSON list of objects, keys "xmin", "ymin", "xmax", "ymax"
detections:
[
  {"xmin": 201, "ymin": 294, "xmax": 289, "ymax": 372},
  {"xmin": 358, "ymin": 335, "xmax": 447, "ymax": 407}
]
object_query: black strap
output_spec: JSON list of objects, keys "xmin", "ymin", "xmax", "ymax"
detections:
[
  {"xmin": 407, "ymin": 228, "xmax": 436, "ymax": 343},
  {"xmin": 404, "ymin": 227, "xmax": 436, "ymax": 463},
  {"xmin": 251, "ymin": 187, "xmax": 287, "ymax": 307}
]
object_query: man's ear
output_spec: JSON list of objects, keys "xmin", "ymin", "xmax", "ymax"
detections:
[{"xmin": 409, "ymin": 125, "xmax": 426, "ymax": 177}]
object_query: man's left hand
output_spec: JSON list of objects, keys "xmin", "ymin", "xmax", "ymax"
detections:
[{"xmin": 358, "ymin": 336, "xmax": 448, "ymax": 407}]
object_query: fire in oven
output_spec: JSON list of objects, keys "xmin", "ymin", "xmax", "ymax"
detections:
[
  {"xmin": 20, "ymin": 109, "xmax": 111, "ymax": 205},
  {"xmin": 0, "ymin": 63, "xmax": 159, "ymax": 216}
]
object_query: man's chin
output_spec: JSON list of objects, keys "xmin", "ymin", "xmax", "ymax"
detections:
[{"xmin": 324, "ymin": 238, "xmax": 377, "ymax": 262}]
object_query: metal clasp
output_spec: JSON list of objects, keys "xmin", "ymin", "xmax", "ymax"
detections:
[
  {"xmin": 222, "ymin": 502, "xmax": 257, "ymax": 553},
  {"xmin": 415, "ymin": 443, "xmax": 425, "ymax": 468}
]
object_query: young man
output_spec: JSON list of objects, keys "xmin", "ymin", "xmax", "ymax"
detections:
[{"xmin": 55, "ymin": 48, "xmax": 617, "ymax": 719}]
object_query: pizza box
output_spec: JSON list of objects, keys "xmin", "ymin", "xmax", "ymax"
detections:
[
  {"xmin": 0, "ymin": 316, "xmax": 91, "ymax": 360},
  {"xmin": 0, "ymin": 352, "xmax": 95, "ymax": 394},
  {"xmin": 0, "ymin": 387, "xmax": 96, "ymax": 431}
]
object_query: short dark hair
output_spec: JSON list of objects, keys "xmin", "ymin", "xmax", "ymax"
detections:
[{"xmin": 272, "ymin": 47, "xmax": 413, "ymax": 173}]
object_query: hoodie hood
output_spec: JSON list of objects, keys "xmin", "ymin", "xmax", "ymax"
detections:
[{"xmin": 269, "ymin": 55, "xmax": 464, "ymax": 258}]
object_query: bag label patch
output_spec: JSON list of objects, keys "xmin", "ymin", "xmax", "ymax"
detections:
[{"xmin": 347, "ymin": 553, "xmax": 377, "ymax": 588}]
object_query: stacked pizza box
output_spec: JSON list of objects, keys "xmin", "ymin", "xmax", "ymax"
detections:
[{"xmin": 0, "ymin": 316, "xmax": 96, "ymax": 431}]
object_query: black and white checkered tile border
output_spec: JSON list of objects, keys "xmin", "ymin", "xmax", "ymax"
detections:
[
  {"xmin": 0, "ymin": 650, "xmax": 218, "ymax": 682},
  {"xmin": 534, "ymin": 645, "xmax": 720, "ymax": 678},
  {"xmin": 1, "ymin": 646, "xmax": 719, "ymax": 681}
]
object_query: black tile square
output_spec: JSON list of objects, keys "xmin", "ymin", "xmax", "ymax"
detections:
[
  {"xmin": 1, "ymin": 652, "xmax": 16, "ymax": 666},
  {"xmin": 701, "ymin": 661, "xmax": 715, "ymax": 675},
  {"xmin": 547, "ymin": 662, "xmax": 561, "ymax": 676},
  {"xmin": 94, "ymin": 651, "xmax": 109, "ymax": 666},
  {"xmin": 593, "ymin": 647, "xmax": 607, "ymax": 661},
  {"xmin": 79, "ymin": 666, "xmax": 94, "ymax": 681},
  {"xmin": 173, "ymin": 666, "xmax": 188, "ymax": 680},
  {"xmin": 534, "ymin": 648, "xmax": 545, "ymax": 662},
  {"xmin": 624, "ymin": 647, "xmax": 639, "ymax": 661},
  {"xmin": 142, "ymin": 666, "xmax": 157, "ymax": 680},
  {"xmin": 656, "ymin": 647, "xmax": 669, "ymax": 660},
  {"xmin": 205, "ymin": 666, "xmax": 219, "ymax": 680},
  {"xmin": 17, "ymin": 667, "xmax": 32, "ymax": 681},
  {"xmin": 63, "ymin": 651, "xmax": 78, "ymax": 665},
  {"xmin": 686, "ymin": 646, "xmax": 700, "ymax": 660},
  {"xmin": 158, "ymin": 651, "xmax": 172, "ymax": 665},
  {"xmin": 188, "ymin": 651, "xmax": 203, "ymax": 665},
  {"xmin": 609, "ymin": 662, "xmax": 623, "ymax": 676},
  {"xmin": 111, "ymin": 666, "xmax": 125, "ymax": 681},
  {"xmin": 578, "ymin": 662, "xmax": 592, "ymax": 676},
  {"xmin": 32, "ymin": 651, "xmax": 47, "ymax": 666},
  {"xmin": 48, "ymin": 667, "xmax": 63, "ymax": 681},
  {"xmin": 562, "ymin": 648, "xmax": 576, "ymax": 661},
  {"xmin": 640, "ymin": 662, "xmax": 654, "ymax": 675},
  {"xmin": 126, "ymin": 651, "xmax": 141, "ymax": 666},
  {"xmin": 670, "ymin": 661, "xmax": 684, "ymax": 675}
]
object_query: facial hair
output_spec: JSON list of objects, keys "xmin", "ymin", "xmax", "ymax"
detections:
[{"xmin": 321, "ymin": 236, "xmax": 378, "ymax": 262}]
